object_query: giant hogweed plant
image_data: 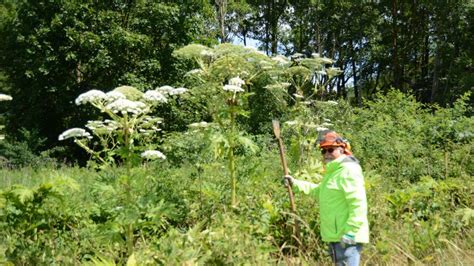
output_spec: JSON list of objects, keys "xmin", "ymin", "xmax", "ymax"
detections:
[
  {"xmin": 213, "ymin": 78, "xmax": 258, "ymax": 207},
  {"xmin": 174, "ymin": 44, "xmax": 343, "ymax": 206},
  {"xmin": 285, "ymin": 52, "xmax": 342, "ymax": 101},
  {"xmin": 188, "ymin": 77, "xmax": 257, "ymax": 207},
  {"xmin": 59, "ymin": 85, "xmax": 183, "ymax": 166},
  {"xmin": 174, "ymin": 44, "xmax": 267, "ymax": 207},
  {"xmin": 281, "ymin": 53, "xmax": 343, "ymax": 179},
  {"xmin": 58, "ymin": 85, "xmax": 186, "ymax": 255},
  {"xmin": 282, "ymin": 100, "xmax": 344, "ymax": 179},
  {"xmin": 175, "ymin": 44, "xmax": 286, "ymax": 207}
]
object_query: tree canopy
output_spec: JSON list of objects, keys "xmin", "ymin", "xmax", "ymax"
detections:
[{"xmin": 0, "ymin": 0, "xmax": 472, "ymax": 153}]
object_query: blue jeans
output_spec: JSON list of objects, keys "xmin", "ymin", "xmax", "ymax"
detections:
[{"xmin": 328, "ymin": 242, "xmax": 363, "ymax": 266}]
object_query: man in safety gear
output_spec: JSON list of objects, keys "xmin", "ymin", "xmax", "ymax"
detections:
[{"xmin": 283, "ymin": 130, "xmax": 369, "ymax": 266}]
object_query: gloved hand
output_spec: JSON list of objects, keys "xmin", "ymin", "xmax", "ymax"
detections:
[
  {"xmin": 282, "ymin": 175, "xmax": 294, "ymax": 187},
  {"xmin": 341, "ymin": 233, "xmax": 356, "ymax": 246}
]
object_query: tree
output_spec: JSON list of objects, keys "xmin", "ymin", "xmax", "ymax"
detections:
[
  {"xmin": 248, "ymin": 0, "xmax": 288, "ymax": 55},
  {"xmin": 363, "ymin": 0, "xmax": 474, "ymax": 105},
  {"xmin": 0, "ymin": 0, "xmax": 213, "ymax": 150},
  {"xmin": 225, "ymin": 0, "xmax": 254, "ymax": 46}
]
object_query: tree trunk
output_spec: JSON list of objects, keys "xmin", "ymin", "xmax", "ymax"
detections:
[
  {"xmin": 271, "ymin": 22, "xmax": 278, "ymax": 55},
  {"xmin": 352, "ymin": 57, "xmax": 361, "ymax": 107},
  {"xmin": 315, "ymin": 23, "xmax": 322, "ymax": 54},
  {"xmin": 374, "ymin": 66, "xmax": 381, "ymax": 96},
  {"xmin": 299, "ymin": 17, "xmax": 304, "ymax": 52},
  {"xmin": 270, "ymin": 0, "xmax": 278, "ymax": 55},
  {"xmin": 215, "ymin": 0, "xmax": 227, "ymax": 43},
  {"xmin": 391, "ymin": 0, "xmax": 401, "ymax": 90},
  {"xmin": 430, "ymin": 50, "xmax": 441, "ymax": 103}
]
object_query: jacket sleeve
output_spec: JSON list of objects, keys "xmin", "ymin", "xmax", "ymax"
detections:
[
  {"xmin": 339, "ymin": 164, "xmax": 367, "ymax": 235},
  {"xmin": 292, "ymin": 179, "xmax": 320, "ymax": 199}
]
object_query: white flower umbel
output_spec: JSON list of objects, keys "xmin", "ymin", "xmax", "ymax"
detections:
[
  {"xmin": 200, "ymin": 50, "xmax": 214, "ymax": 58},
  {"xmin": 303, "ymin": 123, "xmax": 318, "ymax": 128},
  {"xmin": 259, "ymin": 60, "xmax": 273, "ymax": 70},
  {"xmin": 86, "ymin": 120, "xmax": 119, "ymax": 135},
  {"xmin": 223, "ymin": 85, "xmax": 244, "ymax": 93},
  {"xmin": 0, "ymin": 94, "xmax": 12, "ymax": 101},
  {"xmin": 186, "ymin": 69, "xmax": 204, "ymax": 76},
  {"xmin": 169, "ymin": 87, "xmax": 187, "ymax": 95},
  {"xmin": 59, "ymin": 128, "xmax": 92, "ymax": 141},
  {"xmin": 143, "ymin": 90, "xmax": 168, "ymax": 103},
  {"xmin": 105, "ymin": 91, "xmax": 126, "ymax": 102},
  {"xmin": 293, "ymin": 93, "xmax": 304, "ymax": 99},
  {"xmin": 104, "ymin": 119, "xmax": 121, "ymax": 129},
  {"xmin": 106, "ymin": 99, "xmax": 147, "ymax": 115},
  {"xmin": 188, "ymin": 121, "xmax": 211, "ymax": 128},
  {"xmin": 264, "ymin": 84, "xmax": 283, "ymax": 90},
  {"xmin": 321, "ymin": 122, "xmax": 333, "ymax": 127},
  {"xmin": 85, "ymin": 120, "xmax": 104, "ymax": 131},
  {"xmin": 156, "ymin": 85, "xmax": 174, "ymax": 95},
  {"xmin": 315, "ymin": 70, "xmax": 327, "ymax": 76},
  {"xmin": 229, "ymin": 77, "xmax": 245, "ymax": 87},
  {"xmin": 141, "ymin": 150, "xmax": 166, "ymax": 160},
  {"xmin": 291, "ymin": 53, "xmax": 304, "ymax": 59},
  {"xmin": 75, "ymin": 90, "xmax": 107, "ymax": 105},
  {"xmin": 272, "ymin": 55, "xmax": 290, "ymax": 65},
  {"xmin": 321, "ymin": 57, "xmax": 333, "ymax": 64},
  {"xmin": 316, "ymin": 127, "xmax": 329, "ymax": 132}
]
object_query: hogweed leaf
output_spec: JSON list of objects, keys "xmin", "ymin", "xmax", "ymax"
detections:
[{"xmin": 10, "ymin": 186, "xmax": 34, "ymax": 204}]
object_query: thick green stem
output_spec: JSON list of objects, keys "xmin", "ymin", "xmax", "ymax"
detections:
[
  {"xmin": 75, "ymin": 139, "xmax": 107, "ymax": 164},
  {"xmin": 444, "ymin": 149, "xmax": 449, "ymax": 179},
  {"xmin": 229, "ymin": 145, "xmax": 236, "ymax": 206},
  {"xmin": 229, "ymin": 105, "xmax": 237, "ymax": 207},
  {"xmin": 123, "ymin": 121, "xmax": 134, "ymax": 255}
]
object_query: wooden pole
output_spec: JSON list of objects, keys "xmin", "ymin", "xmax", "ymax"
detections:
[{"xmin": 272, "ymin": 120, "xmax": 299, "ymax": 237}]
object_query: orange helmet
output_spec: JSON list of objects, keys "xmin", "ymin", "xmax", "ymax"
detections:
[{"xmin": 318, "ymin": 130, "xmax": 352, "ymax": 155}]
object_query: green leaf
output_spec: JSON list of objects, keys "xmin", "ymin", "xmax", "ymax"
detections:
[
  {"xmin": 10, "ymin": 186, "xmax": 34, "ymax": 204},
  {"xmin": 236, "ymin": 135, "xmax": 258, "ymax": 154},
  {"xmin": 126, "ymin": 253, "xmax": 137, "ymax": 266},
  {"xmin": 457, "ymin": 208, "xmax": 474, "ymax": 226},
  {"xmin": 209, "ymin": 131, "xmax": 228, "ymax": 159}
]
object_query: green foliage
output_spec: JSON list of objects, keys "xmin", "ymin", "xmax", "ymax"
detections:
[
  {"xmin": 58, "ymin": 84, "xmax": 193, "ymax": 256},
  {"xmin": 1, "ymin": 114, "xmax": 473, "ymax": 265},
  {"xmin": 386, "ymin": 176, "xmax": 471, "ymax": 230},
  {"xmin": 345, "ymin": 90, "xmax": 473, "ymax": 182},
  {"xmin": 0, "ymin": 0, "xmax": 213, "ymax": 149},
  {"xmin": 0, "ymin": 129, "xmax": 61, "ymax": 168},
  {"xmin": 0, "ymin": 170, "xmax": 87, "ymax": 264},
  {"xmin": 112, "ymin": 86, "xmax": 143, "ymax": 101},
  {"xmin": 0, "ymin": 0, "xmax": 472, "ymax": 164},
  {"xmin": 139, "ymin": 213, "xmax": 275, "ymax": 265},
  {"xmin": 0, "ymin": 3, "xmax": 472, "ymax": 261},
  {"xmin": 370, "ymin": 175, "xmax": 473, "ymax": 263},
  {"xmin": 174, "ymin": 43, "xmax": 342, "ymax": 136}
]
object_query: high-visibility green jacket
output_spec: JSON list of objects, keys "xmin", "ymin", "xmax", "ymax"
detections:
[{"xmin": 292, "ymin": 155, "xmax": 369, "ymax": 243}]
